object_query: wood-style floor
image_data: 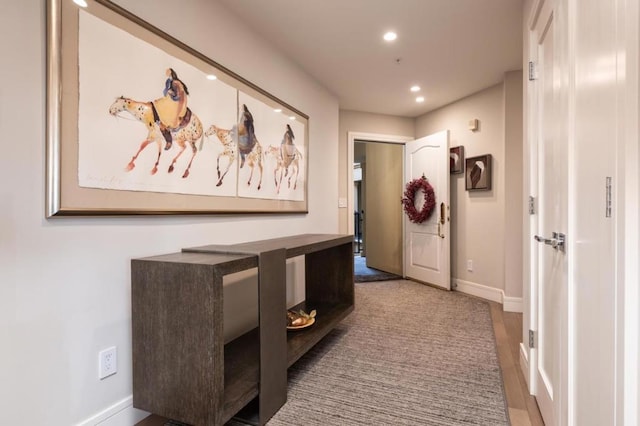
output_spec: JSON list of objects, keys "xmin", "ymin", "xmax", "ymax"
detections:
[
  {"xmin": 490, "ymin": 302, "xmax": 545, "ymax": 426},
  {"xmin": 138, "ymin": 303, "xmax": 544, "ymax": 426}
]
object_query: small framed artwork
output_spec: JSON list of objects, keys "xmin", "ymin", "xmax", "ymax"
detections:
[
  {"xmin": 465, "ymin": 154, "xmax": 492, "ymax": 191},
  {"xmin": 450, "ymin": 146, "xmax": 464, "ymax": 174}
]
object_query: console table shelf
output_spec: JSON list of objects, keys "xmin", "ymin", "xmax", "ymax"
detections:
[
  {"xmin": 286, "ymin": 301, "xmax": 352, "ymax": 366},
  {"xmin": 132, "ymin": 234, "xmax": 354, "ymax": 426}
]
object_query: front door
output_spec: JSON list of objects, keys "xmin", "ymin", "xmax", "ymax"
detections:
[
  {"xmin": 531, "ymin": 2, "xmax": 568, "ymax": 424},
  {"xmin": 404, "ymin": 131, "xmax": 450, "ymax": 290}
]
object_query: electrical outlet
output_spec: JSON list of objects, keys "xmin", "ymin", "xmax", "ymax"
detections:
[
  {"xmin": 99, "ymin": 346, "xmax": 117, "ymax": 379},
  {"xmin": 467, "ymin": 259, "xmax": 473, "ymax": 272}
]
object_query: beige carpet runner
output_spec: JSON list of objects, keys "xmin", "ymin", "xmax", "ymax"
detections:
[{"xmin": 265, "ymin": 280, "xmax": 509, "ymax": 425}]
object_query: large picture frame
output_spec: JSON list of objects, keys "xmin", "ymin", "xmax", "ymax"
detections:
[
  {"xmin": 465, "ymin": 154, "xmax": 492, "ymax": 191},
  {"xmin": 46, "ymin": 0, "xmax": 309, "ymax": 216}
]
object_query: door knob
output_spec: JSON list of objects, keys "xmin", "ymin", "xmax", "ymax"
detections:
[{"xmin": 534, "ymin": 232, "xmax": 566, "ymax": 253}]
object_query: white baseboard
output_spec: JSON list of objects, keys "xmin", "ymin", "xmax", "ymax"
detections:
[
  {"xmin": 452, "ymin": 278, "xmax": 523, "ymax": 313},
  {"xmin": 76, "ymin": 396, "xmax": 149, "ymax": 426},
  {"xmin": 519, "ymin": 342, "xmax": 531, "ymax": 391},
  {"xmin": 503, "ymin": 295, "xmax": 523, "ymax": 312},
  {"xmin": 453, "ymin": 278, "xmax": 503, "ymax": 303}
]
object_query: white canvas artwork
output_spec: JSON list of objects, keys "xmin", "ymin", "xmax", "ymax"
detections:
[
  {"xmin": 50, "ymin": 4, "xmax": 309, "ymax": 216},
  {"xmin": 77, "ymin": 11, "xmax": 238, "ymax": 197}
]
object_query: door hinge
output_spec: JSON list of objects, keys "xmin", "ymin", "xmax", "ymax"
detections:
[
  {"xmin": 529, "ymin": 330, "xmax": 536, "ymax": 348},
  {"xmin": 528, "ymin": 61, "xmax": 537, "ymax": 81},
  {"xmin": 528, "ymin": 196, "xmax": 535, "ymax": 215},
  {"xmin": 605, "ymin": 177, "xmax": 612, "ymax": 218}
]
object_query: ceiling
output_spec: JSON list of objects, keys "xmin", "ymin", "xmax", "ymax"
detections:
[{"xmin": 217, "ymin": 0, "xmax": 524, "ymax": 118}]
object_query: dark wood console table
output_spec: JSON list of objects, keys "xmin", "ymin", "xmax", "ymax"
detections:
[{"xmin": 131, "ymin": 234, "xmax": 354, "ymax": 425}]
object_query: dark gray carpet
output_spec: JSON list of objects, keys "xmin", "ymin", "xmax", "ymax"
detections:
[
  {"xmin": 354, "ymin": 256, "xmax": 402, "ymax": 282},
  {"xmin": 263, "ymin": 280, "xmax": 510, "ymax": 425}
]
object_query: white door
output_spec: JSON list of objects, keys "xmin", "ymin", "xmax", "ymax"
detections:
[
  {"xmin": 404, "ymin": 131, "xmax": 450, "ymax": 290},
  {"xmin": 531, "ymin": 3, "xmax": 568, "ymax": 424}
]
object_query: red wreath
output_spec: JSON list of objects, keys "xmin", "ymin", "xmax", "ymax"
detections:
[{"xmin": 401, "ymin": 176, "xmax": 436, "ymax": 223}]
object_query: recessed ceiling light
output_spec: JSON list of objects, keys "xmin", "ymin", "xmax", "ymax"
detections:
[
  {"xmin": 206, "ymin": 74, "xmax": 217, "ymax": 81},
  {"xmin": 274, "ymin": 108, "xmax": 282, "ymax": 113},
  {"xmin": 289, "ymin": 116, "xmax": 296, "ymax": 120},
  {"xmin": 410, "ymin": 85, "xmax": 421, "ymax": 92},
  {"xmin": 416, "ymin": 96, "xmax": 425, "ymax": 103},
  {"xmin": 73, "ymin": 0, "xmax": 88, "ymax": 7},
  {"xmin": 383, "ymin": 31, "xmax": 397, "ymax": 42}
]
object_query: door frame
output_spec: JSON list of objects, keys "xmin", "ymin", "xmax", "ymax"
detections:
[
  {"xmin": 526, "ymin": 0, "xmax": 573, "ymax": 423},
  {"xmin": 347, "ymin": 131, "xmax": 414, "ymax": 274},
  {"xmin": 617, "ymin": 0, "xmax": 640, "ymax": 421},
  {"xmin": 525, "ymin": 0, "xmax": 545, "ymax": 400}
]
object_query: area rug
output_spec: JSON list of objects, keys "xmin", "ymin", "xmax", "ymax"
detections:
[
  {"xmin": 354, "ymin": 256, "xmax": 402, "ymax": 283},
  {"xmin": 261, "ymin": 280, "xmax": 510, "ymax": 425}
]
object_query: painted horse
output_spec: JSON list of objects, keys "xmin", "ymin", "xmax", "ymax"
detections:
[
  {"xmin": 265, "ymin": 142, "xmax": 302, "ymax": 193},
  {"xmin": 205, "ymin": 124, "xmax": 263, "ymax": 189},
  {"xmin": 108, "ymin": 96, "xmax": 203, "ymax": 178}
]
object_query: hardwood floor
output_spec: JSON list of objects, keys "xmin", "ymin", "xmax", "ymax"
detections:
[
  {"xmin": 490, "ymin": 302, "xmax": 545, "ymax": 426},
  {"xmin": 138, "ymin": 301, "xmax": 544, "ymax": 426}
]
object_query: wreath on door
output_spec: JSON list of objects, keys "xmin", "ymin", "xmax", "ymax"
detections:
[{"xmin": 401, "ymin": 176, "xmax": 436, "ymax": 224}]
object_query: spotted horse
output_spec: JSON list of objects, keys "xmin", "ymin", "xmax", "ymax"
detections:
[
  {"xmin": 108, "ymin": 96, "xmax": 203, "ymax": 178},
  {"xmin": 204, "ymin": 124, "xmax": 263, "ymax": 189}
]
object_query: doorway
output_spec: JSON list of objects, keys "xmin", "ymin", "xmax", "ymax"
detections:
[
  {"xmin": 353, "ymin": 140, "xmax": 403, "ymax": 281},
  {"xmin": 347, "ymin": 132, "xmax": 413, "ymax": 283}
]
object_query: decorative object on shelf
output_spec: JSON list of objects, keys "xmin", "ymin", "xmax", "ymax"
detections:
[
  {"xmin": 287, "ymin": 309, "xmax": 317, "ymax": 330},
  {"xmin": 401, "ymin": 176, "xmax": 436, "ymax": 224},
  {"xmin": 450, "ymin": 146, "xmax": 464, "ymax": 174},
  {"xmin": 46, "ymin": 0, "xmax": 308, "ymax": 217},
  {"xmin": 465, "ymin": 154, "xmax": 492, "ymax": 191}
]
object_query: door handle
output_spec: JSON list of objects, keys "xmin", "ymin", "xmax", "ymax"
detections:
[
  {"xmin": 534, "ymin": 232, "xmax": 566, "ymax": 253},
  {"xmin": 437, "ymin": 203, "xmax": 445, "ymax": 238}
]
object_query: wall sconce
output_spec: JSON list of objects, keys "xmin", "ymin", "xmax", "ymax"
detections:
[{"xmin": 468, "ymin": 118, "xmax": 479, "ymax": 132}]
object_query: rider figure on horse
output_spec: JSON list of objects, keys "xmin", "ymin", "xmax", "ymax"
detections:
[
  {"xmin": 280, "ymin": 124, "xmax": 296, "ymax": 168},
  {"xmin": 153, "ymin": 68, "xmax": 189, "ymax": 150}
]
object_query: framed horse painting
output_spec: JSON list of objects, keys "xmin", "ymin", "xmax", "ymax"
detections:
[{"xmin": 46, "ymin": 0, "xmax": 309, "ymax": 216}]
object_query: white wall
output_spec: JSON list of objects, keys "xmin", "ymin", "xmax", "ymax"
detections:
[
  {"xmin": 0, "ymin": 1, "xmax": 339, "ymax": 424},
  {"xmin": 416, "ymin": 83, "xmax": 510, "ymax": 297}
]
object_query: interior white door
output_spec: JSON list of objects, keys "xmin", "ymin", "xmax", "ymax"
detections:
[
  {"xmin": 532, "ymin": 3, "xmax": 568, "ymax": 425},
  {"xmin": 404, "ymin": 131, "xmax": 450, "ymax": 290}
]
